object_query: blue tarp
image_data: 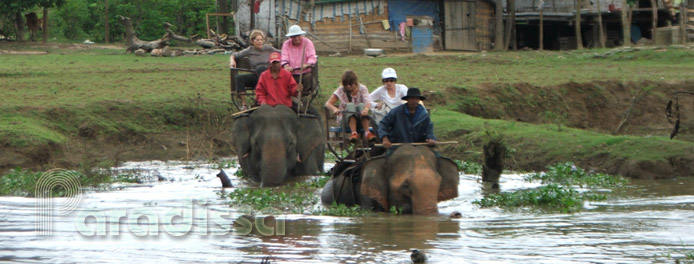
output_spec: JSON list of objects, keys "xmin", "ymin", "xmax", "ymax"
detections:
[{"xmin": 387, "ymin": 0, "xmax": 439, "ymax": 31}]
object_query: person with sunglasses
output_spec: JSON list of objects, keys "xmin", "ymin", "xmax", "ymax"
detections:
[{"xmin": 369, "ymin": 68, "xmax": 409, "ymax": 123}]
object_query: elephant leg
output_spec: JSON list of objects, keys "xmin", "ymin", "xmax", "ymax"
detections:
[{"xmin": 320, "ymin": 178, "xmax": 336, "ymax": 205}]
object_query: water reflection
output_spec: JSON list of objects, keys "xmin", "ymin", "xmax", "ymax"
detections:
[{"xmin": 0, "ymin": 160, "xmax": 693, "ymax": 263}]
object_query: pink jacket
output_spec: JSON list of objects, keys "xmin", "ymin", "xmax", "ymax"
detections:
[{"xmin": 280, "ymin": 37, "xmax": 317, "ymax": 75}]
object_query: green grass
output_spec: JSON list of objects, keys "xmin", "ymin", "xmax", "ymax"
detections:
[
  {"xmin": 0, "ymin": 166, "xmax": 115, "ymax": 197},
  {"xmin": 433, "ymin": 109, "xmax": 694, "ymax": 165}
]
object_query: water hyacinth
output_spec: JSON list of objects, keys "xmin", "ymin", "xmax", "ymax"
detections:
[{"xmin": 474, "ymin": 162, "xmax": 623, "ymax": 213}]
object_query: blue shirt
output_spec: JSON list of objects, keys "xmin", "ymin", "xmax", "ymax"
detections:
[{"xmin": 378, "ymin": 104, "xmax": 436, "ymax": 143}]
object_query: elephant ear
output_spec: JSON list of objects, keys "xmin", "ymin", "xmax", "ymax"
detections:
[
  {"xmin": 360, "ymin": 156, "xmax": 388, "ymax": 210},
  {"xmin": 296, "ymin": 107, "xmax": 325, "ymax": 174},
  {"xmin": 437, "ymin": 157, "xmax": 460, "ymax": 201},
  {"xmin": 231, "ymin": 115, "xmax": 251, "ymax": 157}
]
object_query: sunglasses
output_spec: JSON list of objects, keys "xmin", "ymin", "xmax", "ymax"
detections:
[{"xmin": 382, "ymin": 78, "xmax": 396, "ymax": 83}]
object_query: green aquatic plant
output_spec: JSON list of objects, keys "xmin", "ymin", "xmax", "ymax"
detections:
[
  {"xmin": 525, "ymin": 162, "xmax": 629, "ymax": 187},
  {"xmin": 0, "ymin": 167, "xmax": 115, "ymax": 197},
  {"xmin": 112, "ymin": 173, "xmax": 140, "ymax": 183},
  {"xmin": 455, "ymin": 160, "xmax": 482, "ymax": 175},
  {"xmin": 224, "ymin": 176, "xmax": 373, "ymax": 216},
  {"xmin": 0, "ymin": 168, "xmax": 45, "ymax": 196},
  {"xmin": 213, "ymin": 160, "xmax": 237, "ymax": 170},
  {"xmin": 473, "ymin": 184, "xmax": 588, "ymax": 213},
  {"xmin": 474, "ymin": 163, "xmax": 621, "ymax": 213},
  {"xmin": 226, "ymin": 187, "xmax": 319, "ymax": 214},
  {"xmin": 233, "ymin": 168, "xmax": 247, "ymax": 178},
  {"xmin": 389, "ymin": 205, "xmax": 404, "ymax": 215},
  {"xmin": 316, "ymin": 202, "xmax": 372, "ymax": 217}
]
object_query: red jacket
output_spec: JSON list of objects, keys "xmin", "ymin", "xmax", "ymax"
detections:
[{"xmin": 255, "ymin": 68, "xmax": 298, "ymax": 107}]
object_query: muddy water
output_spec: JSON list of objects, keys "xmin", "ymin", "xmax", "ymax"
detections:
[{"xmin": 1, "ymin": 160, "xmax": 693, "ymax": 263}]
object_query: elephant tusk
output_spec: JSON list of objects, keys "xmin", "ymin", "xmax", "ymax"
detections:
[
  {"xmin": 296, "ymin": 153, "xmax": 302, "ymax": 163},
  {"xmin": 242, "ymin": 152, "xmax": 249, "ymax": 159}
]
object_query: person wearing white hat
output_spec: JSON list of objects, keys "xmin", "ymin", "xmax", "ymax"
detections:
[
  {"xmin": 281, "ymin": 25, "xmax": 317, "ymax": 97},
  {"xmin": 369, "ymin": 67, "xmax": 409, "ymax": 123}
]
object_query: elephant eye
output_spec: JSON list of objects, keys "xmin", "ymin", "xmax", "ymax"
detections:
[{"xmin": 400, "ymin": 182, "xmax": 412, "ymax": 196}]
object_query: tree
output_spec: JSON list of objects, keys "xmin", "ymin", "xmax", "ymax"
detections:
[{"xmin": 0, "ymin": 0, "xmax": 64, "ymax": 41}]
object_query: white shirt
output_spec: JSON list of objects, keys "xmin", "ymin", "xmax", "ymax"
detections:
[{"xmin": 369, "ymin": 84, "xmax": 408, "ymax": 107}]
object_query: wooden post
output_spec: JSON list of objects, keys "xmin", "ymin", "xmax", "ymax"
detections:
[
  {"xmin": 504, "ymin": 0, "xmax": 516, "ymax": 50},
  {"xmin": 680, "ymin": 3, "xmax": 687, "ymax": 44},
  {"xmin": 104, "ymin": 0, "xmax": 109, "ymax": 43},
  {"xmin": 597, "ymin": 0, "xmax": 605, "ymax": 48},
  {"xmin": 539, "ymin": 1, "xmax": 544, "ymax": 50},
  {"xmin": 622, "ymin": 0, "xmax": 631, "ymax": 46},
  {"xmin": 494, "ymin": 0, "xmax": 505, "ymax": 51},
  {"xmin": 651, "ymin": 0, "xmax": 657, "ymax": 44},
  {"xmin": 575, "ymin": 0, "xmax": 584, "ymax": 49},
  {"xmin": 250, "ymin": 0, "xmax": 255, "ymax": 31},
  {"xmin": 206, "ymin": 13, "xmax": 211, "ymax": 39},
  {"xmin": 349, "ymin": 13, "xmax": 352, "ymax": 51}
]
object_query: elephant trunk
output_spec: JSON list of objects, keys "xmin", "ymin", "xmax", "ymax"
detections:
[
  {"xmin": 259, "ymin": 138, "xmax": 287, "ymax": 187},
  {"xmin": 410, "ymin": 168, "xmax": 441, "ymax": 216}
]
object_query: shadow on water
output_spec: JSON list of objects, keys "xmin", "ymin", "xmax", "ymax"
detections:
[{"xmin": 0, "ymin": 159, "xmax": 693, "ymax": 263}]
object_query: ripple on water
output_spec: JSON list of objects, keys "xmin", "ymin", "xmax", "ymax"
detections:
[{"xmin": 1, "ymin": 160, "xmax": 693, "ymax": 263}]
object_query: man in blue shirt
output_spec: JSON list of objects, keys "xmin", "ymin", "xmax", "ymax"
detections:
[{"xmin": 378, "ymin": 88, "xmax": 437, "ymax": 149}]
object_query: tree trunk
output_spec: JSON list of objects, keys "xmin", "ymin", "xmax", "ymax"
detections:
[
  {"xmin": 42, "ymin": 8, "xmax": 48, "ymax": 43},
  {"xmin": 575, "ymin": 0, "xmax": 584, "ymax": 49},
  {"xmin": 494, "ymin": 0, "xmax": 505, "ymax": 51},
  {"xmin": 219, "ymin": 0, "xmax": 229, "ymax": 34},
  {"xmin": 622, "ymin": 0, "xmax": 631, "ymax": 46},
  {"xmin": 597, "ymin": 0, "xmax": 606, "ymax": 48},
  {"xmin": 15, "ymin": 12, "xmax": 25, "ymax": 42},
  {"xmin": 650, "ymin": 0, "xmax": 657, "ymax": 44},
  {"xmin": 118, "ymin": 15, "xmax": 170, "ymax": 52},
  {"xmin": 105, "ymin": 0, "xmax": 110, "ymax": 43}
]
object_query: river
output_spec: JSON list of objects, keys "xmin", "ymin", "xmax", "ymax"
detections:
[{"xmin": 1, "ymin": 160, "xmax": 693, "ymax": 263}]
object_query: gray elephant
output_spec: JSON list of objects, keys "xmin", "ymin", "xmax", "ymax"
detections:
[
  {"xmin": 231, "ymin": 104, "xmax": 325, "ymax": 186},
  {"xmin": 321, "ymin": 144, "xmax": 459, "ymax": 215}
]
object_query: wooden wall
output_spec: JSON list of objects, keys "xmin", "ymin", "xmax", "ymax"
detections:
[
  {"xmin": 476, "ymin": 0, "xmax": 495, "ymax": 51},
  {"xmin": 290, "ymin": 3, "xmax": 410, "ymax": 53}
]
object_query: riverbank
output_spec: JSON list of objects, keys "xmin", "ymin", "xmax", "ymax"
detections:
[{"xmin": 2, "ymin": 42, "xmax": 694, "ymax": 179}]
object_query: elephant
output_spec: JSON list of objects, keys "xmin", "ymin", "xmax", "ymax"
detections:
[
  {"xmin": 321, "ymin": 144, "xmax": 459, "ymax": 215},
  {"xmin": 231, "ymin": 104, "xmax": 325, "ymax": 186}
]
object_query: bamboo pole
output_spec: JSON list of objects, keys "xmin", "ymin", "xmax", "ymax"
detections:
[
  {"xmin": 232, "ymin": 106, "xmax": 260, "ymax": 117},
  {"xmin": 373, "ymin": 141, "xmax": 459, "ymax": 147}
]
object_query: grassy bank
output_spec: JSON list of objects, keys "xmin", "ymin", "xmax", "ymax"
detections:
[{"xmin": 2, "ymin": 43, "xmax": 694, "ymax": 181}]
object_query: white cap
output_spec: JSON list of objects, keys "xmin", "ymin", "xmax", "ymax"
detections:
[
  {"xmin": 285, "ymin": 25, "xmax": 306, "ymax": 37},
  {"xmin": 381, "ymin": 68, "xmax": 397, "ymax": 79}
]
